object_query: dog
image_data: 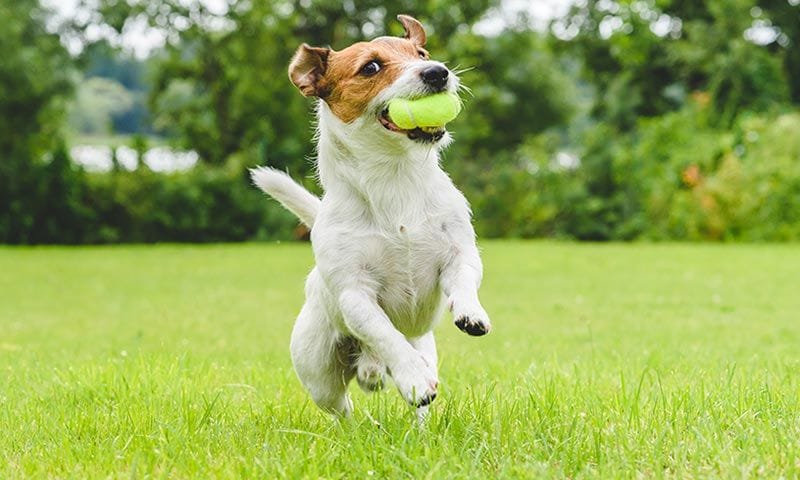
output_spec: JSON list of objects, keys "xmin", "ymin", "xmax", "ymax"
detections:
[{"xmin": 251, "ymin": 14, "xmax": 491, "ymax": 418}]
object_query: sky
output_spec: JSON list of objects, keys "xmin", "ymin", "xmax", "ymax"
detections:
[{"xmin": 44, "ymin": 0, "xmax": 574, "ymax": 58}]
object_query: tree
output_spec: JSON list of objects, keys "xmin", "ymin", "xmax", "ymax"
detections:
[
  {"xmin": 94, "ymin": 0, "xmax": 498, "ymax": 173},
  {"xmin": 69, "ymin": 77, "xmax": 135, "ymax": 134},
  {"xmin": 556, "ymin": 0, "xmax": 790, "ymax": 129},
  {"xmin": 664, "ymin": 0, "xmax": 789, "ymax": 126},
  {"xmin": 0, "ymin": 0, "xmax": 73, "ymax": 155},
  {"xmin": 446, "ymin": 29, "xmax": 576, "ymax": 161},
  {"xmin": 551, "ymin": 0, "xmax": 681, "ymax": 130},
  {"xmin": 0, "ymin": 0, "xmax": 79, "ymax": 243},
  {"xmin": 756, "ymin": 0, "xmax": 800, "ymax": 104},
  {"xmin": 79, "ymin": 40, "xmax": 156, "ymax": 134}
]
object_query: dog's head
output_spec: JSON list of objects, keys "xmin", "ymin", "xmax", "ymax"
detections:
[{"xmin": 288, "ymin": 15, "xmax": 459, "ymax": 148}]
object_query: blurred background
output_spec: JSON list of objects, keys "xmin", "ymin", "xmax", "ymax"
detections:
[{"xmin": 2, "ymin": 0, "xmax": 798, "ymax": 244}]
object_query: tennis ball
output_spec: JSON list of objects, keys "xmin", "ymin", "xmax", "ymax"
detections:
[{"xmin": 387, "ymin": 92, "xmax": 462, "ymax": 130}]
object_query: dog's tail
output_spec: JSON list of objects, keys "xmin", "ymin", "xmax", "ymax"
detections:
[{"xmin": 249, "ymin": 167, "xmax": 320, "ymax": 227}]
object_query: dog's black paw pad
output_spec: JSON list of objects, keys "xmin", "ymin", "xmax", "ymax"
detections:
[
  {"xmin": 415, "ymin": 392, "xmax": 437, "ymax": 408},
  {"xmin": 455, "ymin": 316, "xmax": 489, "ymax": 336}
]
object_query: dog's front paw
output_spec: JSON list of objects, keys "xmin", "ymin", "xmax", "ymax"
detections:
[
  {"xmin": 449, "ymin": 296, "xmax": 492, "ymax": 336},
  {"xmin": 390, "ymin": 355, "xmax": 439, "ymax": 407}
]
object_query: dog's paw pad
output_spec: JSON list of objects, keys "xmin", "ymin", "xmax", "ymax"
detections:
[{"xmin": 455, "ymin": 315, "xmax": 491, "ymax": 336}]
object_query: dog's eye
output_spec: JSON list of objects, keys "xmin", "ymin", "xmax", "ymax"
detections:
[
  {"xmin": 418, "ymin": 50, "xmax": 428, "ymax": 59},
  {"xmin": 360, "ymin": 60, "xmax": 381, "ymax": 76}
]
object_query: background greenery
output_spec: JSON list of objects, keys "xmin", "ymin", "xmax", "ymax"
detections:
[{"xmin": 1, "ymin": 0, "xmax": 799, "ymax": 243}]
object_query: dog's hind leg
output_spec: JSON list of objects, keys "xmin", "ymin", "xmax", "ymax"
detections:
[
  {"xmin": 355, "ymin": 347, "xmax": 387, "ymax": 393},
  {"xmin": 290, "ymin": 283, "xmax": 355, "ymax": 416}
]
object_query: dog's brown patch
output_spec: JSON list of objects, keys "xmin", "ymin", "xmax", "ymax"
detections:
[
  {"xmin": 323, "ymin": 38, "xmax": 425, "ymax": 123},
  {"xmin": 288, "ymin": 16, "xmax": 431, "ymax": 124}
]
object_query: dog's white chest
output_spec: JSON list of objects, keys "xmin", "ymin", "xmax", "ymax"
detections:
[
  {"xmin": 312, "ymin": 160, "xmax": 470, "ymax": 339},
  {"xmin": 369, "ymin": 218, "xmax": 452, "ymax": 336}
]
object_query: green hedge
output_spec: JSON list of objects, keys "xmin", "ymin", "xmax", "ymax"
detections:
[
  {"xmin": 3, "ymin": 108, "xmax": 800, "ymax": 244},
  {"xmin": 82, "ymin": 165, "xmax": 298, "ymax": 244},
  {"xmin": 453, "ymin": 108, "xmax": 800, "ymax": 242},
  {"xmin": 1, "ymin": 149, "xmax": 299, "ymax": 244}
]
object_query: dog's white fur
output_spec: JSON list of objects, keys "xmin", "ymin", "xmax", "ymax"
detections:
[{"xmin": 251, "ymin": 43, "xmax": 490, "ymax": 417}]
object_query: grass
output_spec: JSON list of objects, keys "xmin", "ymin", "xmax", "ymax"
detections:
[{"xmin": 1, "ymin": 241, "xmax": 799, "ymax": 478}]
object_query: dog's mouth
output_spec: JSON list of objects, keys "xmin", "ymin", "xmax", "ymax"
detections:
[{"xmin": 379, "ymin": 108, "xmax": 445, "ymax": 143}]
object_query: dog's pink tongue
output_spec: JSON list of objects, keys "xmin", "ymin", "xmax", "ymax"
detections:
[{"xmin": 380, "ymin": 113, "xmax": 406, "ymax": 132}]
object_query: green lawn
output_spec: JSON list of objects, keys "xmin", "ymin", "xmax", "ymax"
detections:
[{"xmin": 2, "ymin": 242, "xmax": 799, "ymax": 478}]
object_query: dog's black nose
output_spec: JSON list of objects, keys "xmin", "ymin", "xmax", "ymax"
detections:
[{"xmin": 421, "ymin": 65, "xmax": 449, "ymax": 90}]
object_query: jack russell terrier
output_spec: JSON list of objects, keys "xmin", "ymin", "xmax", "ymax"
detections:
[{"xmin": 251, "ymin": 14, "xmax": 491, "ymax": 418}]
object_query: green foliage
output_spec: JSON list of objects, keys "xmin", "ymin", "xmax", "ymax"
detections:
[
  {"xmin": 557, "ymin": 0, "xmax": 791, "ymax": 127},
  {"xmin": 81, "ymin": 159, "xmax": 298, "ymax": 243},
  {"xmin": 0, "ymin": 0, "xmax": 76, "ymax": 243},
  {"xmin": 455, "ymin": 137, "xmax": 592, "ymax": 240},
  {"xmin": 95, "ymin": 0, "xmax": 497, "ymax": 173},
  {"xmin": 446, "ymin": 30, "xmax": 576, "ymax": 158},
  {"xmin": 6, "ymin": 142, "xmax": 96, "ymax": 244},
  {"xmin": 0, "ymin": 0, "xmax": 72, "ymax": 146},
  {"xmin": 616, "ymin": 107, "xmax": 800, "ymax": 241},
  {"xmin": 665, "ymin": 0, "xmax": 790, "ymax": 126},
  {"xmin": 737, "ymin": 113, "xmax": 800, "ymax": 239},
  {"xmin": 456, "ymin": 103, "xmax": 800, "ymax": 242},
  {"xmin": 757, "ymin": 0, "xmax": 800, "ymax": 103},
  {"xmin": 69, "ymin": 77, "xmax": 135, "ymax": 134},
  {"xmin": 4, "ymin": 0, "xmax": 800, "ymax": 243},
  {"xmin": 0, "ymin": 157, "xmax": 300, "ymax": 244}
]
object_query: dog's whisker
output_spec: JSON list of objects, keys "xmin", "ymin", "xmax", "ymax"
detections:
[{"xmin": 456, "ymin": 84, "xmax": 474, "ymax": 99}]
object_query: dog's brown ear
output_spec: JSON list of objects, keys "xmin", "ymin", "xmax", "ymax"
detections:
[
  {"xmin": 289, "ymin": 43, "xmax": 331, "ymax": 97},
  {"xmin": 397, "ymin": 14, "xmax": 426, "ymax": 47}
]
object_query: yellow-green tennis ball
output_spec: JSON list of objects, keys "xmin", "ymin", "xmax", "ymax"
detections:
[{"xmin": 387, "ymin": 92, "xmax": 462, "ymax": 130}]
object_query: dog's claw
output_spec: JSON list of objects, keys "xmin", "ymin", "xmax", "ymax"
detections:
[
  {"xmin": 455, "ymin": 315, "xmax": 490, "ymax": 336},
  {"xmin": 415, "ymin": 391, "xmax": 437, "ymax": 407},
  {"xmin": 391, "ymin": 356, "xmax": 439, "ymax": 408}
]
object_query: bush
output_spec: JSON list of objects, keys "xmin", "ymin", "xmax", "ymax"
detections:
[
  {"xmin": 81, "ymin": 156, "xmax": 300, "ymax": 243},
  {"xmin": 455, "ymin": 134, "xmax": 599, "ymax": 240},
  {"xmin": 1, "ymin": 142, "xmax": 94, "ymax": 244},
  {"xmin": 454, "ymin": 105, "xmax": 800, "ymax": 243},
  {"xmin": 1, "ymin": 148, "xmax": 300, "ymax": 244},
  {"xmin": 619, "ymin": 106, "xmax": 800, "ymax": 241},
  {"xmin": 5, "ymin": 109, "xmax": 800, "ymax": 244},
  {"xmin": 732, "ymin": 113, "xmax": 800, "ymax": 240}
]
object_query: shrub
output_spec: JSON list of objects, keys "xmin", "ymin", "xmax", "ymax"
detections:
[
  {"xmin": 621, "ymin": 106, "xmax": 800, "ymax": 241},
  {"xmin": 81, "ymin": 156, "xmax": 299, "ymax": 243},
  {"xmin": 1, "ymin": 148, "xmax": 300, "ymax": 244},
  {"xmin": 5, "ymin": 110, "xmax": 800, "ymax": 244}
]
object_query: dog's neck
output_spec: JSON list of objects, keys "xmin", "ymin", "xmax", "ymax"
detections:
[{"xmin": 314, "ymin": 102, "xmax": 445, "ymax": 219}]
